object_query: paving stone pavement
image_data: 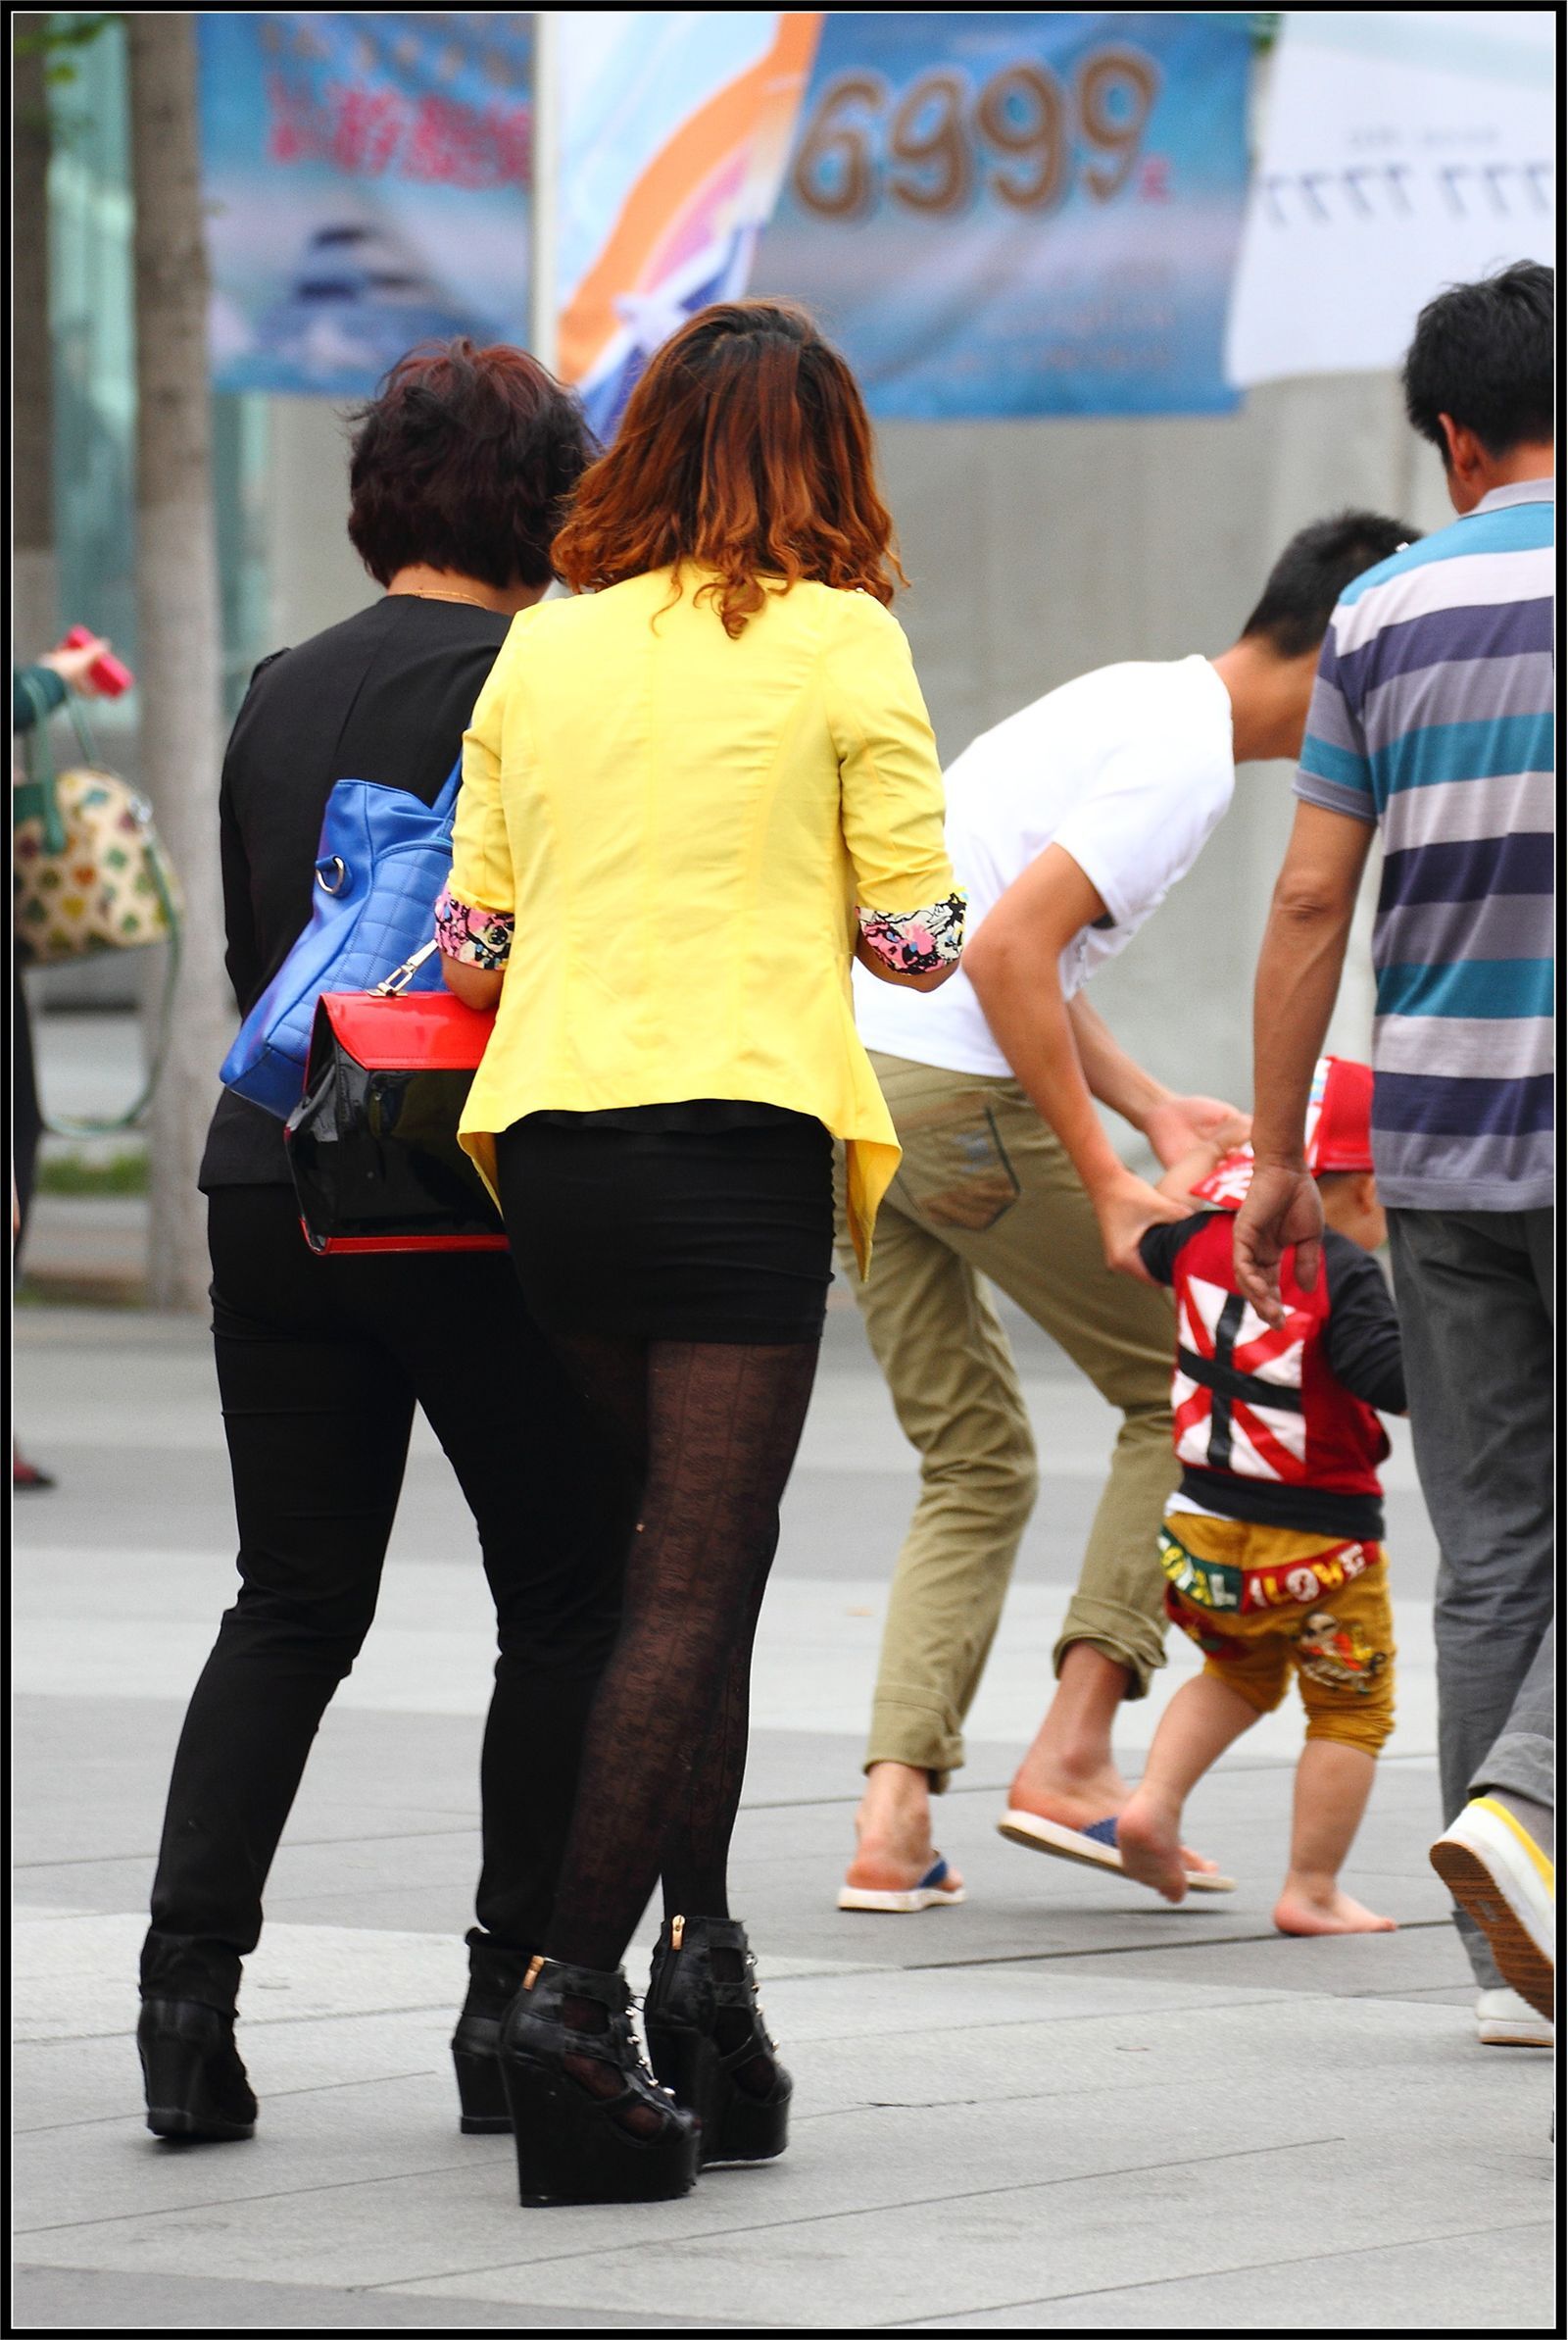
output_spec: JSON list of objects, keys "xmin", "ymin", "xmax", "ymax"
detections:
[{"xmin": 12, "ymin": 1300, "xmax": 1556, "ymax": 2331}]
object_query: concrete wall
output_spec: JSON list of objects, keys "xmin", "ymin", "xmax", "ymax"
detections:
[
  {"xmin": 250, "ymin": 376, "xmax": 1456, "ymax": 1124},
  {"xmin": 264, "ymin": 397, "xmax": 383, "ymax": 647},
  {"xmin": 876, "ymin": 377, "xmax": 1454, "ymax": 1112}
]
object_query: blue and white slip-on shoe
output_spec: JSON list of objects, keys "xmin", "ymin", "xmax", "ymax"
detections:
[
  {"xmin": 996, "ymin": 1809, "xmax": 1237, "ymax": 1895},
  {"xmin": 1432, "ymin": 1797, "xmax": 1555, "ymax": 2023},
  {"xmin": 1475, "ymin": 1987, "xmax": 1553, "ymax": 2048},
  {"xmin": 837, "ymin": 1856, "xmax": 965, "ymax": 1914}
]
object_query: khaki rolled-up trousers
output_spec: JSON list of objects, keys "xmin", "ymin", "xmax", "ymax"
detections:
[{"xmin": 836, "ymin": 1052, "xmax": 1180, "ymax": 1789}]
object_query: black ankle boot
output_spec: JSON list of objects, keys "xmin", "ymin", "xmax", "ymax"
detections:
[
  {"xmin": 451, "ymin": 1932, "xmax": 530, "ymax": 2135},
  {"xmin": 137, "ymin": 1999, "xmax": 257, "ymax": 2142},
  {"xmin": 644, "ymin": 1915, "xmax": 792, "ymax": 2166},
  {"xmin": 499, "ymin": 1956, "xmax": 700, "ymax": 2206}
]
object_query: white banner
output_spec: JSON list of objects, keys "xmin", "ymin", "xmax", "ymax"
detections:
[{"xmin": 1226, "ymin": 10, "xmax": 1555, "ymax": 388}]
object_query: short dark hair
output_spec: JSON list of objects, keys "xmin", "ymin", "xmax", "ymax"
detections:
[
  {"xmin": 347, "ymin": 338, "xmax": 595, "ymax": 589},
  {"xmin": 1241, "ymin": 512, "xmax": 1419, "ymax": 657},
  {"xmin": 1402, "ymin": 262, "xmax": 1554, "ymax": 460}
]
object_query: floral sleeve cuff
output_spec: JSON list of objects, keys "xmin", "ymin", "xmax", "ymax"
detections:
[
  {"xmin": 858, "ymin": 888, "xmax": 966, "ymax": 975},
  {"xmin": 434, "ymin": 885, "xmax": 514, "ymax": 971}
]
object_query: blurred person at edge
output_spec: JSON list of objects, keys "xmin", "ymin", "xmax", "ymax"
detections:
[
  {"xmin": 12, "ymin": 631, "xmax": 118, "ymax": 1492},
  {"xmin": 1235, "ymin": 264, "xmax": 1555, "ymax": 2053},
  {"xmin": 837, "ymin": 512, "xmax": 1414, "ymax": 1917},
  {"xmin": 135, "ymin": 343, "xmax": 641, "ymax": 2146},
  {"xmin": 437, "ymin": 299, "xmax": 962, "ymax": 2204}
]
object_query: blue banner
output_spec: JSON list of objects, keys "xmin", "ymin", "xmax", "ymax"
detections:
[
  {"xmin": 754, "ymin": 12, "xmax": 1250, "ymax": 417},
  {"xmin": 196, "ymin": 12, "xmax": 1249, "ymax": 418},
  {"xmin": 197, "ymin": 14, "xmax": 532, "ymax": 396}
]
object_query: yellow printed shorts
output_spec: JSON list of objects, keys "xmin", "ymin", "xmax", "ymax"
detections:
[{"xmin": 1159, "ymin": 1513, "xmax": 1396, "ymax": 1755}]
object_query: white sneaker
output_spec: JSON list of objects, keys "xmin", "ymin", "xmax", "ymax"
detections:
[
  {"xmin": 1476, "ymin": 1986, "xmax": 1553, "ymax": 2048},
  {"xmin": 1431, "ymin": 1796, "xmax": 1555, "ymax": 2023}
]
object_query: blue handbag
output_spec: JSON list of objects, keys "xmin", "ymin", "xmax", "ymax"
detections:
[{"xmin": 220, "ymin": 758, "xmax": 461, "ymax": 1119}]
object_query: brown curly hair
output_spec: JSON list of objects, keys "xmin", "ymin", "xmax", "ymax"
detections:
[{"xmin": 551, "ymin": 300, "xmax": 906, "ymax": 636}]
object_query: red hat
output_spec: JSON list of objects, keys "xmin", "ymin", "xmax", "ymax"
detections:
[
  {"xmin": 1192, "ymin": 1057, "xmax": 1374, "ymax": 1209},
  {"xmin": 1303, "ymin": 1054, "xmax": 1375, "ymax": 1173}
]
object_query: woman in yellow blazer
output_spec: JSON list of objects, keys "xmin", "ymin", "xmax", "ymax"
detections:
[{"xmin": 436, "ymin": 301, "xmax": 961, "ymax": 2206}]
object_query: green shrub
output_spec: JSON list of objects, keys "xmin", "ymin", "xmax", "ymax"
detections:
[{"xmin": 35, "ymin": 1151, "xmax": 149, "ymax": 1197}]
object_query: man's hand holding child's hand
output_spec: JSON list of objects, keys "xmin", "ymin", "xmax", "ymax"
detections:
[
  {"xmin": 1234, "ymin": 1161, "xmax": 1325, "ymax": 1327},
  {"xmin": 1097, "ymin": 1167, "xmax": 1188, "ymax": 1283},
  {"xmin": 1144, "ymin": 1093, "xmax": 1250, "ymax": 1170}
]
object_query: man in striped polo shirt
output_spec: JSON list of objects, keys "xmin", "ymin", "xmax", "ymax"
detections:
[{"xmin": 1234, "ymin": 263, "xmax": 1554, "ymax": 2050}]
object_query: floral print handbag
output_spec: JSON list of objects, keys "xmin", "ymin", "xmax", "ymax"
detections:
[
  {"xmin": 12, "ymin": 679, "xmax": 182, "ymax": 967},
  {"xmin": 12, "ymin": 676, "xmax": 183, "ymax": 1136}
]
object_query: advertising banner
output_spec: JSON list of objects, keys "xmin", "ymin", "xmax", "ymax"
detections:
[
  {"xmin": 756, "ymin": 11, "xmax": 1252, "ymax": 418},
  {"xmin": 197, "ymin": 13, "xmax": 533, "ymax": 395},
  {"xmin": 197, "ymin": 11, "xmax": 1250, "ymax": 420},
  {"xmin": 556, "ymin": 13, "xmax": 823, "ymax": 442},
  {"xmin": 1226, "ymin": 11, "xmax": 1555, "ymax": 387}
]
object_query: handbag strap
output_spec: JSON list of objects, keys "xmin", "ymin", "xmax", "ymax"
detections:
[
  {"xmin": 372, "ymin": 937, "xmax": 440, "ymax": 996},
  {"xmin": 15, "ymin": 673, "xmax": 66, "ymax": 853},
  {"xmin": 432, "ymin": 754, "xmax": 463, "ymax": 822},
  {"xmin": 39, "ymin": 846, "xmax": 184, "ymax": 1141},
  {"xmin": 17, "ymin": 670, "xmax": 102, "ymax": 770},
  {"xmin": 15, "ymin": 674, "xmax": 108, "ymax": 854}
]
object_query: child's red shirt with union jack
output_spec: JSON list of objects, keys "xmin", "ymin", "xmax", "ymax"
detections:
[{"xmin": 1137, "ymin": 1212, "xmax": 1405, "ymax": 1542}]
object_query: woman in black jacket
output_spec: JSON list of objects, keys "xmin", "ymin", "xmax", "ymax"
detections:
[{"xmin": 137, "ymin": 342, "xmax": 633, "ymax": 2143}]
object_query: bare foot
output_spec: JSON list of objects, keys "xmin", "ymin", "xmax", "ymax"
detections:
[
  {"xmin": 1274, "ymin": 1884, "xmax": 1396, "ymax": 1936},
  {"xmin": 845, "ymin": 1763, "xmax": 966, "ymax": 1897},
  {"xmin": 1114, "ymin": 1787, "xmax": 1190, "ymax": 1904}
]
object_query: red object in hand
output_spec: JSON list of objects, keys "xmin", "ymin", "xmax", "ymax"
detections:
[{"xmin": 63, "ymin": 624, "xmax": 135, "ymax": 698}]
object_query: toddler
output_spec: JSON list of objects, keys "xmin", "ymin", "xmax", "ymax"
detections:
[{"xmin": 1120, "ymin": 1057, "xmax": 1405, "ymax": 1935}]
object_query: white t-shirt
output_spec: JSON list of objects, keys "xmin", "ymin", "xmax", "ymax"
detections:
[{"xmin": 855, "ymin": 654, "xmax": 1236, "ymax": 1077}]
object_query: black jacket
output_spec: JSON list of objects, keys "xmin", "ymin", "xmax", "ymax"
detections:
[{"xmin": 200, "ymin": 596, "xmax": 509, "ymax": 1190}]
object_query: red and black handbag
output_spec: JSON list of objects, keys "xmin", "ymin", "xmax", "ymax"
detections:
[{"xmin": 284, "ymin": 944, "xmax": 506, "ymax": 1256}]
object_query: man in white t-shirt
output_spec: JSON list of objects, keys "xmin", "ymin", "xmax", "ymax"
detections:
[{"xmin": 840, "ymin": 512, "xmax": 1414, "ymax": 1914}]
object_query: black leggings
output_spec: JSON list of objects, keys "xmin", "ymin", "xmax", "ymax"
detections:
[
  {"xmin": 141, "ymin": 1185, "xmax": 635, "ymax": 2012},
  {"xmin": 542, "ymin": 1332, "xmax": 820, "ymax": 1972},
  {"xmin": 494, "ymin": 1119, "xmax": 831, "ymax": 1974}
]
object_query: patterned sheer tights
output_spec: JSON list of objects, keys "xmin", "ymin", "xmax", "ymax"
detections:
[{"xmin": 543, "ymin": 1333, "xmax": 820, "ymax": 1976}]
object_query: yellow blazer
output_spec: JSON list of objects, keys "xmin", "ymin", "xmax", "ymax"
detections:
[{"xmin": 448, "ymin": 568, "xmax": 956, "ymax": 1272}]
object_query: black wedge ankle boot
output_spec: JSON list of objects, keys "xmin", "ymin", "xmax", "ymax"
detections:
[
  {"xmin": 499, "ymin": 1955, "xmax": 700, "ymax": 2206},
  {"xmin": 137, "ymin": 1999, "xmax": 257, "ymax": 2142},
  {"xmin": 643, "ymin": 1915, "xmax": 792, "ymax": 2166},
  {"xmin": 451, "ymin": 1932, "xmax": 530, "ymax": 2134}
]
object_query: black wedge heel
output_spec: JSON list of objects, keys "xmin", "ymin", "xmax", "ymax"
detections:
[
  {"xmin": 451, "ymin": 1933, "xmax": 528, "ymax": 2134},
  {"xmin": 453, "ymin": 2041, "xmax": 512, "ymax": 2134},
  {"xmin": 137, "ymin": 1999, "xmax": 257, "ymax": 2142},
  {"xmin": 644, "ymin": 1915, "xmax": 791, "ymax": 2166},
  {"xmin": 499, "ymin": 1955, "xmax": 700, "ymax": 2206}
]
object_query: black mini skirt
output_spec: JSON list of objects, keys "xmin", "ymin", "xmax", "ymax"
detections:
[{"xmin": 493, "ymin": 1106, "xmax": 834, "ymax": 1346}]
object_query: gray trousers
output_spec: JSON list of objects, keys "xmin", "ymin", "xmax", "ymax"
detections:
[{"xmin": 1388, "ymin": 1207, "xmax": 1555, "ymax": 1990}]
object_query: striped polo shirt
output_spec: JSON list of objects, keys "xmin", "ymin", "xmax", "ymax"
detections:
[{"xmin": 1296, "ymin": 478, "xmax": 1554, "ymax": 1212}]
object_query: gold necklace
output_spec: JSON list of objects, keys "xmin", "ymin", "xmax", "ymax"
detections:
[{"xmin": 395, "ymin": 587, "xmax": 498, "ymax": 610}]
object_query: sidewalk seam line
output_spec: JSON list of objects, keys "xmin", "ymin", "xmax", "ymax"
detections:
[
  {"xmin": 874, "ymin": 2213, "xmax": 1559, "ymax": 2326},
  {"xmin": 361, "ymin": 2134, "xmax": 1348, "ymax": 2294}
]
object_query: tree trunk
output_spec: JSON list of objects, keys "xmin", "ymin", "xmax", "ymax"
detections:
[
  {"xmin": 13, "ymin": 16, "xmax": 58, "ymax": 656},
  {"xmin": 127, "ymin": 13, "xmax": 227, "ymax": 1312}
]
